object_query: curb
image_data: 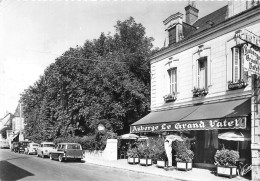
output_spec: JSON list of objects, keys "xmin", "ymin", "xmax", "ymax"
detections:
[{"xmin": 84, "ymin": 160, "xmax": 198, "ymax": 181}]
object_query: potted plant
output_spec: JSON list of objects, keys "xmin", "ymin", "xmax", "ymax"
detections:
[
  {"xmin": 173, "ymin": 141, "xmax": 194, "ymax": 171},
  {"xmin": 156, "ymin": 150, "xmax": 168, "ymax": 168},
  {"xmin": 148, "ymin": 137, "xmax": 168, "ymax": 168},
  {"xmin": 163, "ymin": 92, "xmax": 177, "ymax": 103},
  {"xmin": 192, "ymin": 87, "xmax": 208, "ymax": 97},
  {"xmin": 127, "ymin": 147, "xmax": 139, "ymax": 164},
  {"xmin": 228, "ymin": 79, "xmax": 248, "ymax": 90},
  {"xmin": 137, "ymin": 143, "xmax": 152, "ymax": 166},
  {"xmin": 214, "ymin": 148, "xmax": 239, "ymax": 178}
]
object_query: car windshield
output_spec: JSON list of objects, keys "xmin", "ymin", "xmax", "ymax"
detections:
[
  {"xmin": 43, "ymin": 144, "xmax": 55, "ymax": 148},
  {"xmin": 67, "ymin": 144, "xmax": 81, "ymax": 150}
]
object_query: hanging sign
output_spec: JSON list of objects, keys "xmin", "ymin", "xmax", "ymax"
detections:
[
  {"xmin": 130, "ymin": 117, "xmax": 247, "ymax": 133},
  {"xmin": 236, "ymin": 29, "xmax": 260, "ymax": 48},
  {"xmin": 243, "ymin": 44, "xmax": 260, "ymax": 75}
]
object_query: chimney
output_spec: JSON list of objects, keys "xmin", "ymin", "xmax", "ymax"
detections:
[
  {"xmin": 185, "ymin": 2, "xmax": 199, "ymax": 25},
  {"xmin": 163, "ymin": 12, "xmax": 184, "ymax": 46}
]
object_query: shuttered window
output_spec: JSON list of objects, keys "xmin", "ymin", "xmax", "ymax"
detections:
[
  {"xmin": 169, "ymin": 68, "xmax": 177, "ymax": 94},
  {"xmin": 169, "ymin": 27, "xmax": 176, "ymax": 45},
  {"xmin": 232, "ymin": 47, "xmax": 241, "ymax": 82},
  {"xmin": 198, "ymin": 58, "xmax": 207, "ymax": 89}
]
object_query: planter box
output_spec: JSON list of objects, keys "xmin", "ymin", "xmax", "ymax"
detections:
[
  {"xmin": 139, "ymin": 158, "xmax": 152, "ymax": 166},
  {"xmin": 127, "ymin": 157, "xmax": 139, "ymax": 164},
  {"xmin": 176, "ymin": 162, "xmax": 192, "ymax": 171},
  {"xmin": 228, "ymin": 82, "xmax": 247, "ymax": 90},
  {"xmin": 157, "ymin": 160, "xmax": 168, "ymax": 168},
  {"xmin": 217, "ymin": 166, "xmax": 237, "ymax": 179}
]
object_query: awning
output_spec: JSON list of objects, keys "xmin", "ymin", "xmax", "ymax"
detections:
[{"xmin": 130, "ymin": 98, "xmax": 250, "ymax": 133}]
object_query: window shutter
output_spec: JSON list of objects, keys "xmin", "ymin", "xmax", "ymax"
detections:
[{"xmin": 233, "ymin": 47, "xmax": 240, "ymax": 82}]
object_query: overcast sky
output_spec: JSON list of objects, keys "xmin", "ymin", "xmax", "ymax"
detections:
[{"xmin": 0, "ymin": 0, "xmax": 227, "ymax": 117}]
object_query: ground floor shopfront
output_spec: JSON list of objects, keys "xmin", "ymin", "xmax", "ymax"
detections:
[{"xmin": 130, "ymin": 98, "xmax": 252, "ymax": 170}]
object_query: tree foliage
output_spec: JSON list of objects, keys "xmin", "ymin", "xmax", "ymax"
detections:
[{"xmin": 21, "ymin": 17, "xmax": 156, "ymax": 142}]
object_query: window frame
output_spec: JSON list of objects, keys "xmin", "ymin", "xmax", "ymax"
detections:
[
  {"xmin": 197, "ymin": 57, "xmax": 208, "ymax": 89},
  {"xmin": 231, "ymin": 46, "xmax": 242, "ymax": 83},
  {"xmin": 168, "ymin": 68, "xmax": 177, "ymax": 94},
  {"xmin": 168, "ymin": 26, "xmax": 177, "ymax": 45}
]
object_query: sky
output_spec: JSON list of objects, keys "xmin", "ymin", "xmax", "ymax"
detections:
[{"xmin": 0, "ymin": 0, "xmax": 228, "ymax": 118}]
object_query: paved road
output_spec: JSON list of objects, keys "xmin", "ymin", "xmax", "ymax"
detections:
[{"xmin": 0, "ymin": 149, "xmax": 178, "ymax": 181}]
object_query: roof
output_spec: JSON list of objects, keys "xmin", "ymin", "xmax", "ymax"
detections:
[
  {"xmin": 58, "ymin": 143, "xmax": 80, "ymax": 145},
  {"xmin": 40, "ymin": 142, "xmax": 55, "ymax": 144},
  {"xmin": 185, "ymin": 5, "xmax": 228, "ymax": 38}
]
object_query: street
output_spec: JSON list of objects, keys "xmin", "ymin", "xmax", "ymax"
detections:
[{"xmin": 0, "ymin": 149, "xmax": 177, "ymax": 181}]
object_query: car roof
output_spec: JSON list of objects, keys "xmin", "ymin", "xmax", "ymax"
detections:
[
  {"xmin": 58, "ymin": 143, "xmax": 80, "ymax": 145},
  {"xmin": 40, "ymin": 142, "xmax": 55, "ymax": 144}
]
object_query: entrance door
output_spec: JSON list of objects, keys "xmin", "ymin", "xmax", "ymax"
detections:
[{"xmin": 194, "ymin": 130, "xmax": 218, "ymax": 164}]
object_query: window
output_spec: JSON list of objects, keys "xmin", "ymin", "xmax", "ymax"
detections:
[
  {"xmin": 169, "ymin": 26, "xmax": 176, "ymax": 45},
  {"xmin": 198, "ymin": 58, "xmax": 207, "ymax": 89},
  {"xmin": 232, "ymin": 47, "xmax": 242, "ymax": 82},
  {"xmin": 168, "ymin": 68, "xmax": 177, "ymax": 94}
]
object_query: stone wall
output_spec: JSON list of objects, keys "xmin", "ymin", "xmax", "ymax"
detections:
[
  {"xmin": 251, "ymin": 75, "xmax": 260, "ymax": 181},
  {"xmin": 83, "ymin": 139, "xmax": 118, "ymax": 161}
]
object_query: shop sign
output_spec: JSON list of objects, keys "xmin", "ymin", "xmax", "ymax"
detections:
[
  {"xmin": 243, "ymin": 44, "xmax": 260, "ymax": 75},
  {"xmin": 236, "ymin": 29, "xmax": 260, "ymax": 48},
  {"xmin": 130, "ymin": 117, "xmax": 246, "ymax": 133}
]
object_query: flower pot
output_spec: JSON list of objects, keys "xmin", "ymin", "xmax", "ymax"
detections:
[
  {"xmin": 216, "ymin": 165, "xmax": 237, "ymax": 179},
  {"xmin": 127, "ymin": 157, "xmax": 139, "ymax": 164},
  {"xmin": 139, "ymin": 158, "xmax": 152, "ymax": 166},
  {"xmin": 176, "ymin": 162, "xmax": 192, "ymax": 171},
  {"xmin": 157, "ymin": 160, "xmax": 168, "ymax": 168}
]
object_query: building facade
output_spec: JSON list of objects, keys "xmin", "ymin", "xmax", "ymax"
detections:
[{"xmin": 131, "ymin": 1, "xmax": 260, "ymax": 180}]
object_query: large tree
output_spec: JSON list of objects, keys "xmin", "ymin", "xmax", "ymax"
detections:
[{"xmin": 21, "ymin": 17, "xmax": 156, "ymax": 142}]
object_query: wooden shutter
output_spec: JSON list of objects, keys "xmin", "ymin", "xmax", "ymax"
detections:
[{"xmin": 233, "ymin": 47, "xmax": 240, "ymax": 82}]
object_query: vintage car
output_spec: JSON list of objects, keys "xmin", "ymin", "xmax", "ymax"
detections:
[
  {"xmin": 49, "ymin": 143, "xmax": 83, "ymax": 162},
  {"xmin": 37, "ymin": 142, "xmax": 56, "ymax": 158},
  {"xmin": 11, "ymin": 142, "xmax": 19, "ymax": 152},
  {"xmin": 17, "ymin": 141, "xmax": 31, "ymax": 153},
  {"xmin": 25, "ymin": 142, "xmax": 39, "ymax": 155}
]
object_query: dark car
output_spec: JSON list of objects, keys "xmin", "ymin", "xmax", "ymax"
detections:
[
  {"xmin": 49, "ymin": 143, "xmax": 83, "ymax": 162},
  {"xmin": 11, "ymin": 142, "xmax": 19, "ymax": 152},
  {"xmin": 17, "ymin": 141, "xmax": 31, "ymax": 153}
]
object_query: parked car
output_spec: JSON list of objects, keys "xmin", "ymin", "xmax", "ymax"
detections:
[
  {"xmin": 0, "ymin": 140, "xmax": 10, "ymax": 149},
  {"xmin": 37, "ymin": 142, "xmax": 56, "ymax": 158},
  {"xmin": 17, "ymin": 141, "xmax": 31, "ymax": 153},
  {"xmin": 11, "ymin": 142, "xmax": 19, "ymax": 152},
  {"xmin": 49, "ymin": 143, "xmax": 83, "ymax": 162},
  {"xmin": 25, "ymin": 142, "xmax": 39, "ymax": 155}
]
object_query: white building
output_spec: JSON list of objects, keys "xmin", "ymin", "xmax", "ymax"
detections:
[{"xmin": 131, "ymin": 1, "xmax": 260, "ymax": 180}]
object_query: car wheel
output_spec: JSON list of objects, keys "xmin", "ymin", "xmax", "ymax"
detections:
[
  {"xmin": 58, "ymin": 155, "xmax": 63, "ymax": 162},
  {"xmin": 76, "ymin": 158, "xmax": 81, "ymax": 162},
  {"xmin": 50, "ymin": 154, "xmax": 53, "ymax": 160}
]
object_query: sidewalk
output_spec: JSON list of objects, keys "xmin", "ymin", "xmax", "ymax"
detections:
[{"xmin": 83, "ymin": 158, "xmax": 250, "ymax": 181}]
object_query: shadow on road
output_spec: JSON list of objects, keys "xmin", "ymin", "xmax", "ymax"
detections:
[{"xmin": 0, "ymin": 161, "xmax": 34, "ymax": 180}]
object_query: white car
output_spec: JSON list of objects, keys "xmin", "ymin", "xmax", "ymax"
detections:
[
  {"xmin": 25, "ymin": 142, "xmax": 39, "ymax": 155},
  {"xmin": 37, "ymin": 142, "xmax": 56, "ymax": 158}
]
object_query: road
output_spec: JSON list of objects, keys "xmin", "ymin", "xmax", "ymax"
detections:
[{"xmin": 0, "ymin": 149, "xmax": 177, "ymax": 181}]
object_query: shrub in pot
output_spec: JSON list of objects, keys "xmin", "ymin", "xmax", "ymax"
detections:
[
  {"xmin": 214, "ymin": 148, "xmax": 239, "ymax": 178},
  {"xmin": 137, "ymin": 143, "xmax": 152, "ymax": 166},
  {"xmin": 127, "ymin": 147, "xmax": 139, "ymax": 164},
  {"xmin": 156, "ymin": 151, "xmax": 168, "ymax": 168},
  {"xmin": 173, "ymin": 141, "xmax": 194, "ymax": 171},
  {"xmin": 150, "ymin": 138, "xmax": 168, "ymax": 168}
]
